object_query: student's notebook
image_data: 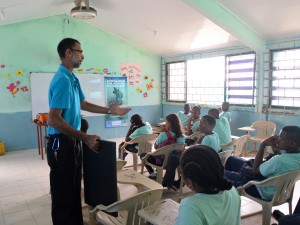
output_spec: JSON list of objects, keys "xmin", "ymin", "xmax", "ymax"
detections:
[{"xmin": 83, "ymin": 139, "xmax": 118, "ymax": 213}]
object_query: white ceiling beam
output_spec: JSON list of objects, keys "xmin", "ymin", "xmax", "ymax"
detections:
[{"xmin": 182, "ymin": 0, "xmax": 266, "ymax": 53}]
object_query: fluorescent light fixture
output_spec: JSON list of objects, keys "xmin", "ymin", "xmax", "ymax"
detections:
[{"xmin": 70, "ymin": 6, "xmax": 97, "ymax": 19}]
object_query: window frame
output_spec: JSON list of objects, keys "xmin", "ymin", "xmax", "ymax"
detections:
[
  {"xmin": 166, "ymin": 61, "xmax": 187, "ymax": 103},
  {"xmin": 269, "ymin": 47, "xmax": 300, "ymax": 110}
]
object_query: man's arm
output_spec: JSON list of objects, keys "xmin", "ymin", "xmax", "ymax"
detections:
[
  {"xmin": 80, "ymin": 100, "xmax": 131, "ymax": 116},
  {"xmin": 186, "ymin": 117, "xmax": 193, "ymax": 136},
  {"xmin": 252, "ymin": 136, "xmax": 279, "ymax": 176},
  {"xmin": 48, "ymin": 108, "xmax": 100, "ymax": 152}
]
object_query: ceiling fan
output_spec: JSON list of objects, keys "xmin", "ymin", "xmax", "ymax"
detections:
[{"xmin": 70, "ymin": 0, "xmax": 97, "ymax": 20}]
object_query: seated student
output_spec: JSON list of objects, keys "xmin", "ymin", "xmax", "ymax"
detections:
[
  {"xmin": 185, "ymin": 105, "xmax": 201, "ymax": 146},
  {"xmin": 118, "ymin": 114, "xmax": 153, "ymax": 159},
  {"xmin": 219, "ymin": 101, "xmax": 231, "ymax": 122},
  {"xmin": 186, "ymin": 105, "xmax": 201, "ymax": 136},
  {"xmin": 177, "ymin": 103, "xmax": 191, "ymax": 127},
  {"xmin": 208, "ymin": 108, "xmax": 232, "ymax": 150},
  {"xmin": 225, "ymin": 126, "xmax": 300, "ymax": 200},
  {"xmin": 162, "ymin": 115, "xmax": 221, "ymax": 190},
  {"xmin": 174, "ymin": 145, "xmax": 241, "ymax": 225},
  {"xmin": 140, "ymin": 113, "xmax": 186, "ymax": 179}
]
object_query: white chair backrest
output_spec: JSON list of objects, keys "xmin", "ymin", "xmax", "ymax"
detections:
[
  {"xmin": 187, "ymin": 131, "xmax": 202, "ymax": 140},
  {"xmin": 151, "ymin": 143, "xmax": 186, "ymax": 169},
  {"xmin": 130, "ymin": 133, "xmax": 157, "ymax": 155},
  {"xmin": 264, "ymin": 170, "xmax": 300, "ymax": 205},
  {"xmin": 251, "ymin": 121, "xmax": 276, "ymax": 139},
  {"xmin": 218, "ymin": 150, "xmax": 234, "ymax": 165},
  {"xmin": 93, "ymin": 188, "xmax": 164, "ymax": 225},
  {"xmin": 116, "ymin": 159, "xmax": 127, "ymax": 171},
  {"xmin": 221, "ymin": 135, "xmax": 249, "ymax": 157}
]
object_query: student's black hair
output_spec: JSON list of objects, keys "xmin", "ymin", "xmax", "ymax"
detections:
[
  {"xmin": 282, "ymin": 126, "xmax": 300, "ymax": 145},
  {"xmin": 57, "ymin": 38, "xmax": 80, "ymax": 59},
  {"xmin": 80, "ymin": 118, "xmax": 89, "ymax": 133},
  {"xmin": 180, "ymin": 145, "xmax": 233, "ymax": 192},
  {"xmin": 130, "ymin": 114, "xmax": 143, "ymax": 125},
  {"xmin": 208, "ymin": 108, "xmax": 220, "ymax": 119},
  {"xmin": 166, "ymin": 113, "xmax": 183, "ymax": 138},
  {"xmin": 192, "ymin": 105, "xmax": 201, "ymax": 114},
  {"xmin": 202, "ymin": 115, "xmax": 216, "ymax": 128},
  {"xmin": 222, "ymin": 102, "xmax": 230, "ymax": 107}
]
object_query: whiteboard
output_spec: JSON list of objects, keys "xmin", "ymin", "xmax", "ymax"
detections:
[{"xmin": 30, "ymin": 72, "xmax": 106, "ymax": 119}]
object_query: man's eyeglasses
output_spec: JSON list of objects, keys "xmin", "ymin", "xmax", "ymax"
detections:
[{"xmin": 70, "ymin": 48, "xmax": 83, "ymax": 54}]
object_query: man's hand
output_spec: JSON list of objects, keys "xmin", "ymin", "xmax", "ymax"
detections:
[
  {"xmin": 261, "ymin": 135, "xmax": 279, "ymax": 148},
  {"xmin": 110, "ymin": 105, "xmax": 132, "ymax": 116},
  {"xmin": 83, "ymin": 134, "xmax": 101, "ymax": 153}
]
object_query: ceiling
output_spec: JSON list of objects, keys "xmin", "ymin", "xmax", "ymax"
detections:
[{"xmin": 0, "ymin": 0, "xmax": 300, "ymax": 56}]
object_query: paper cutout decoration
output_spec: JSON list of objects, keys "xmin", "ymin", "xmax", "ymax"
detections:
[
  {"xmin": 94, "ymin": 68, "xmax": 101, "ymax": 72},
  {"xmin": 21, "ymin": 86, "xmax": 28, "ymax": 92},
  {"xmin": 143, "ymin": 93, "xmax": 148, "ymax": 98},
  {"xmin": 77, "ymin": 68, "xmax": 84, "ymax": 72},
  {"xmin": 16, "ymin": 69, "xmax": 23, "ymax": 76},
  {"xmin": 6, "ymin": 73, "xmax": 11, "ymax": 78},
  {"xmin": 86, "ymin": 68, "xmax": 94, "ymax": 71},
  {"xmin": 120, "ymin": 63, "xmax": 142, "ymax": 86},
  {"xmin": 103, "ymin": 68, "xmax": 108, "ymax": 73},
  {"xmin": 136, "ymin": 87, "xmax": 142, "ymax": 93},
  {"xmin": 144, "ymin": 75, "xmax": 148, "ymax": 80},
  {"xmin": 6, "ymin": 82, "xmax": 19, "ymax": 96},
  {"xmin": 146, "ymin": 82, "xmax": 153, "ymax": 90},
  {"xmin": 1, "ymin": 64, "xmax": 5, "ymax": 68},
  {"xmin": 151, "ymin": 78, "xmax": 154, "ymax": 82}
]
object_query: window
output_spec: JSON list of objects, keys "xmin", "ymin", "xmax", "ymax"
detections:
[
  {"xmin": 166, "ymin": 61, "xmax": 186, "ymax": 102},
  {"xmin": 271, "ymin": 48, "xmax": 300, "ymax": 108},
  {"xmin": 226, "ymin": 53, "xmax": 256, "ymax": 106},
  {"xmin": 165, "ymin": 53, "xmax": 256, "ymax": 106}
]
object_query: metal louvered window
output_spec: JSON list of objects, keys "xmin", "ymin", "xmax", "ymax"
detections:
[{"xmin": 225, "ymin": 53, "xmax": 256, "ymax": 106}]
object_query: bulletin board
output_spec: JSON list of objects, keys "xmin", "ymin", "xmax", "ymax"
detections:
[{"xmin": 30, "ymin": 72, "xmax": 106, "ymax": 119}]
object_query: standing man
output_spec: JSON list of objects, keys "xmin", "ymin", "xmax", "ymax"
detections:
[{"xmin": 47, "ymin": 38, "xmax": 131, "ymax": 225}]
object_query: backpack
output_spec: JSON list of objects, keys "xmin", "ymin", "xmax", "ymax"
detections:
[{"xmin": 159, "ymin": 131, "xmax": 178, "ymax": 148}]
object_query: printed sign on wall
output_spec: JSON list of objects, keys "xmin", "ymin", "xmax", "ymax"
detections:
[
  {"xmin": 105, "ymin": 76, "xmax": 128, "ymax": 128},
  {"xmin": 120, "ymin": 63, "xmax": 142, "ymax": 86}
]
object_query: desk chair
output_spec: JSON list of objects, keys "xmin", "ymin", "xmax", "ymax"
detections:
[
  {"xmin": 140, "ymin": 143, "xmax": 185, "ymax": 184},
  {"xmin": 218, "ymin": 150, "xmax": 235, "ymax": 165},
  {"xmin": 221, "ymin": 135, "xmax": 249, "ymax": 157},
  {"xmin": 237, "ymin": 170, "xmax": 300, "ymax": 225},
  {"xmin": 120, "ymin": 134, "xmax": 157, "ymax": 171},
  {"xmin": 248, "ymin": 121, "xmax": 276, "ymax": 155},
  {"xmin": 89, "ymin": 188, "xmax": 164, "ymax": 225}
]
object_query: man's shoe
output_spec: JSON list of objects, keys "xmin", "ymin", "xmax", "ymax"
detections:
[
  {"xmin": 272, "ymin": 209, "xmax": 285, "ymax": 221},
  {"xmin": 148, "ymin": 173, "xmax": 157, "ymax": 180}
]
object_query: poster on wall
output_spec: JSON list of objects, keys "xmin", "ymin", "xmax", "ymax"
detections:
[
  {"xmin": 120, "ymin": 63, "xmax": 142, "ymax": 86},
  {"xmin": 105, "ymin": 76, "xmax": 128, "ymax": 128}
]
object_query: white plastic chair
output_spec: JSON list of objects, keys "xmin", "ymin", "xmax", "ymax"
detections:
[
  {"xmin": 89, "ymin": 188, "xmax": 164, "ymax": 225},
  {"xmin": 141, "ymin": 143, "xmax": 185, "ymax": 184},
  {"xmin": 221, "ymin": 135, "xmax": 249, "ymax": 157},
  {"xmin": 248, "ymin": 121, "xmax": 276, "ymax": 155},
  {"xmin": 218, "ymin": 150, "xmax": 234, "ymax": 165},
  {"xmin": 120, "ymin": 134, "xmax": 157, "ymax": 171},
  {"xmin": 237, "ymin": 170, "xmax": 300, "ymax": 225}
]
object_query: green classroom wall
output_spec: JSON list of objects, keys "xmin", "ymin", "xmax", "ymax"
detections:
[{"xmin": 0, "ymin": 14, "xmax": 162, "ymax": 151}]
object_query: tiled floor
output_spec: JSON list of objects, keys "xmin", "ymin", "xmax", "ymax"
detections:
[{"xmin": 0, "ymin": 143, "xmax": 299, "ymax": 225}]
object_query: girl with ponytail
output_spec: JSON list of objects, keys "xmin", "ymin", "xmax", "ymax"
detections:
[{"xmin": 175, "ymin": 145, "xmax": 241, "ymax": 225}]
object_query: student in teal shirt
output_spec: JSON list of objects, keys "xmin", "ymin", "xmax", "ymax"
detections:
[
  {"xmin": 118, "ymin": 114, "xmax": 153, "ymax": 159},
  {"xmin": 208, "ymin": 108, "xmax": 232, "ymax": 150},
  {"xmin": 219, "ymin": 101, "xmax": 231, "ymax": 122},
  {"xmin": 225, "ymin": 126, "xmax": 300, "ymax": 200},
  {"xmin": 177, "ymin": 103, "xmax": 191, "ymax": 127},
  {"xmin": 175, "ymin": 145, "xmax": 241, "ymax": 225}
]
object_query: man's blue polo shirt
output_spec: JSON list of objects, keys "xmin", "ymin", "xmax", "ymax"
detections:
[{"xmin": 48, "ymin": 65, "xmax": 85, "ymax": 135}]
